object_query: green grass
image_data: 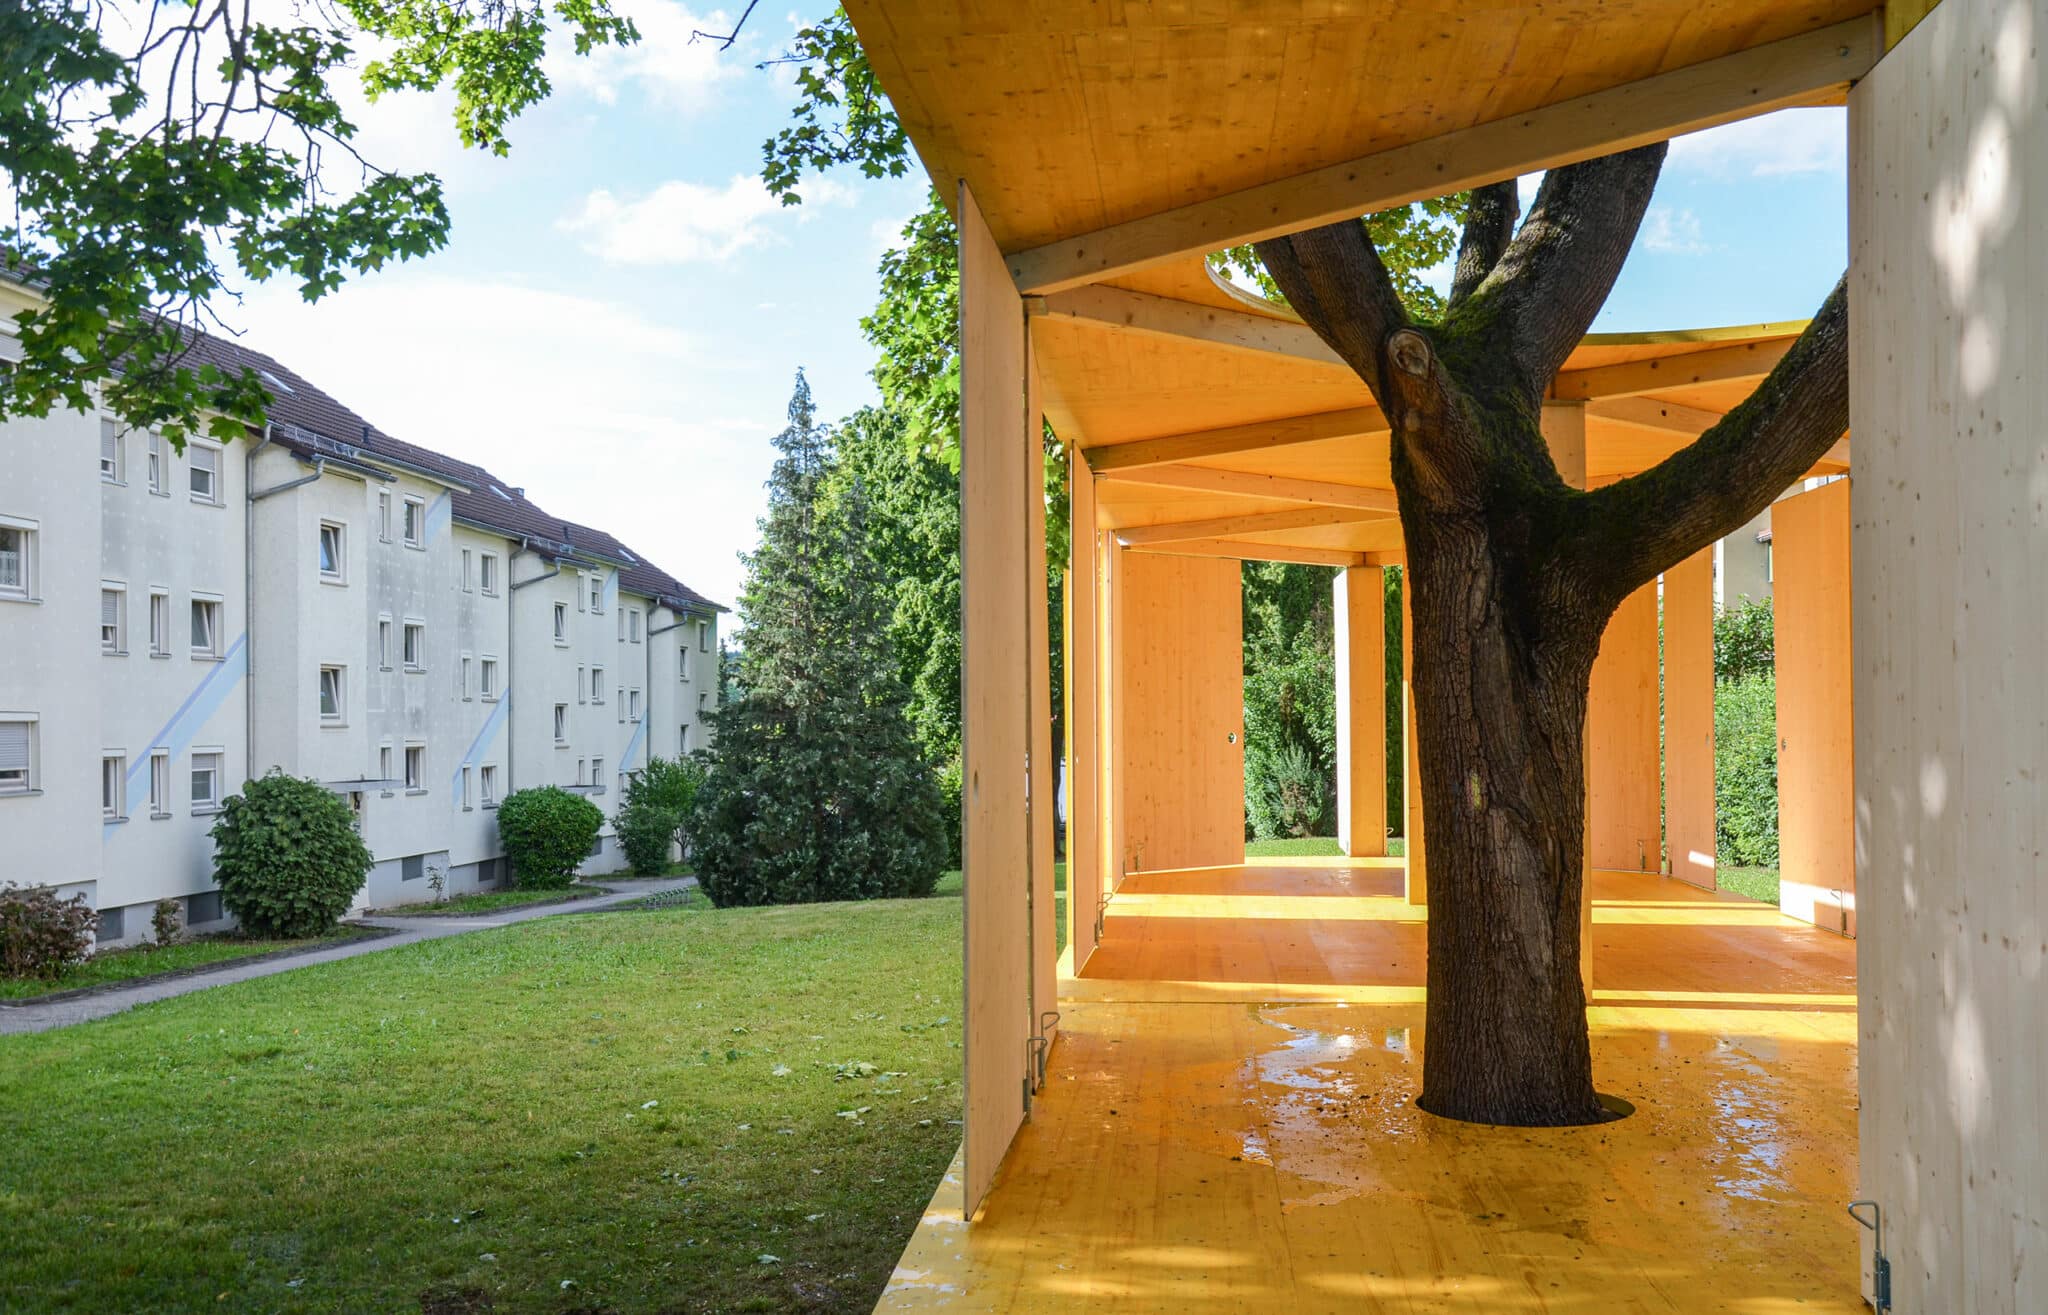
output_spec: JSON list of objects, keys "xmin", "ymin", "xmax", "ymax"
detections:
[
  {"xmin": 0, "ymin": 927, "xmax": 381, "ymax": 1001},
  {"xmin": 1718, "ymin": 865, "xmax": 1782, "ymax": 906},
  {"xmin": 0, "ymin": 898, "xmax": 965, "ymax": 1314},
  {"xmin": 1243, "ymin": 836, "xmax": 1406, "ymax": 858},
  {"xmin": 369, "ymin": 884, "xmax": 610, "ymax": 918}
]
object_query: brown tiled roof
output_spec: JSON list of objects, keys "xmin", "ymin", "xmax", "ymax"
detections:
[{"xmin": 180, "ymin": 330, "xmax": 724, "ymax": 613}]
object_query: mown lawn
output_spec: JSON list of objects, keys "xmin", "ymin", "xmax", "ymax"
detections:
[
  {"xmin": 1718, "ymin": 865, "xmax": 1782, "ymax": 906},
  {"xmin": 0, "ymin": 896, "xmax": 964, "ymax": 1314},
  {"xmin": 1243, "ymin": 836, "xmax": 1406, "ymax": 858},
  {"xmin": 0, "ymin": 927, "xmax": 382, "ymax": 1002},
  {"xmin": 367, "ymin": 885, "xmax": 611, "ymax": 918}
]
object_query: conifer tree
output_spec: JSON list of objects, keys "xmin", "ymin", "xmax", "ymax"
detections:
[{"xmin": 689, "ymin": 372, "xmax": 950, "ymax": 906}]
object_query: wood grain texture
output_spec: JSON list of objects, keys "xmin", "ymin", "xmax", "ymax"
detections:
[
  {"xmin": 1065, "ymin": 450, "xmax": 1101, "ymax": 972},
  {"xmin": 1665, "ymin": 548, "xmax": 1717, "ymax": 890},
  {"xmin": 1117, "ymin": 553, "xmax": 1244, "ymax": 874},
  {"xmin": 1335, "ymin": 568, "xmax": 1387, "ymax": 857},
  {"xmin": 956, "ymin": 183, "xmax": 1031, "ymax": 1219},
  {"xmin": 1588, "ymin": 582, "xmax": 1662, "ymax": 872},
  {"xmin": 1773, "ymin": 478, "xmax": 1854, "ymax": 936},
  {"xmin": 1024, "ymin": 343, "xmax": 1057, "ymax": 1065}
]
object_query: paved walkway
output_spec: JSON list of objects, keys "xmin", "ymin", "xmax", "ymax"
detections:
[{"xmin": 0, "ymin": 876, "xmax": 694, "ymax": 1036}]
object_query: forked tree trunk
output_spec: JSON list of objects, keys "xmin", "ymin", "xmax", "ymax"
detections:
[{"xmin": 1257, "ymin": 150, "xmax": 1850, "ymax": 1126}]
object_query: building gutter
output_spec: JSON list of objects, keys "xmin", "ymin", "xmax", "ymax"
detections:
[{"xmin": 243, "ymin": 423, "xmax": 274, "ymax": 779}]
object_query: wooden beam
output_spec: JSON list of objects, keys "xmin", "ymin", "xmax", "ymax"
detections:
[
  {"xmin": 1006, "ymin": 19, "xmax": 1880, "ymax": 294},
  {"xmin": 1553, "ymin": 339, "xmax": 1794, "ymax": 401},
  {"xmin": 1588, "ymin": 395, "xmax": 1728, "ymax": 436},
  {"xmin": 1034, "ymin": 285, "xmax": 1344, "ymax": 367},
  {"xmin": 1082, "ymin": 406, "xmax": 1386, "ymax": 473},
  {"xmin": 1809, "ymin": 436, "xmax": 1852, "ymax": 474},
  {"xmin": 1886, "ymin": 0, "xmax": 1941, "ymax": 48},
  {"xmin": 1118, "ymin": 505, "xmax": 1389, "ymax": 546},
  {"xmin": 1100, "ymin": 464, "xmax": 1398, "ymax": 512},
  {"xmin": 1126, "ymin": 538, "xmax": 1366, "ymax": 569}
]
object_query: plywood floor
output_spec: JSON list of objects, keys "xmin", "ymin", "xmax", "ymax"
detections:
[{"xmin": 879, "ymin": 862, "xmax": 1860, "ymax": 1313}]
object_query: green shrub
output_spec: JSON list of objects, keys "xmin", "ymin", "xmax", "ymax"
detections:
[
  {"xmin": 151, "ymin": 898, "xmax": 183, "ymax": 947},
  {"xmin": 1714, "ymin": 597, "xmax": 1775, "ymax": 682},
  {"xmin": 1715, "ymin": 674, "xmax": 1780, "ymax": 867},
  {"xmin": 497, "ymin": 786, "xmax": 605, "ymax": 889},
  {"xmin": 614, "ymin": 757, "xmax": 705, "ymax": 875},
  {"xmin": 1246, "ymin": 739, "xmax": 1332, "ymax": 839},
  {"xmin": 209, "ymin": 770, "xmax": 373, "ymax": 937},
  {"xmin": 0, "ymin": 883, "xmax": 99, "ymax": 979},
  {"xmin": 936, "ymin": 756, "xmax": 963, "ymax": 867}
]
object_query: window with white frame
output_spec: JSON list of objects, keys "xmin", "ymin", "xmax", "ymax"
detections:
[
  {"xmin": 402, "ymin": 621, "xmax": 425, "ymax": 670},
  {"xmin": 319, "ymin": 665, "xmax": 346, "ymax": 723},
  {"xmin": 698, "ymin": 619, "xmax": 710, "ymax": 652},
  {"xmin": 148, "ymin": 589, "xmax": 170, "ymax": 657},
  {"xmin": 617, "ymin": 608, "xmax": 625, "ymax": 642},
  {"xmin": 190, "ymin": 597, "xmax": 223, "ymax": 659},
  {"xmin": 319, "ymin": 521, "xmax": 346, "ymax": 582},
  {"xmin": 679, "ymin": 724, "xmax": 689, "ymax": 753},
  {"xmin": 377, "ymin": 490, "xmax": 392, "ymax": 542},
  {"xmin": 189, "ymin": 444, "xmax": 222, "ymax": 504},
  {"xmin": 0, "ymin": 718, "xmax": 34, "ymax": 794},
  {"xmin": 190, "ymin": 751, "xmax": 223, "ymax": 810},
  {"xmin": 378, "ymin": 616, "xmax": 392, "ymax": 669},
  {"xmin": 679, "ymin": 645, "xmax": 690, "ymax": 681},
  {"xmin": 480, "ymin": 763, "xmax": 498, "ymax": 806},
  {"xmin": 629, "ymin": 608, "xmax": 642, "ymax": 643},
  {"xmin": 576, "ymin": 664, "xmax": 587, "ymax": 704},
  {"xmin": 146, "ymin": 432, "xmax": 167, "ymax": 495},
  {"xmin": 480, "ymin": 657, "xmax": 499, "ymax": 700},
  {"xmin": 460, "ymin": 765, "xmax": 473, "ymax": 809},
  {"xmin": 0, "ymin": 519, "xmax": 36, "ymax": 600},
  {"xmin": 480, "ymin": 552, "xmax": 498, "ymax": 595},
  {"xmin": 591, "ymin": 665, "xmax": 605, "ymax": 703},
  {"xmin": 148, "ymin": 749, "xmax": 169, "ymax": 816},
  {"xmin": 574, "ymin": 757, "xmax": 586, "ymax": 787},
  {"xmin": 553, "ymin": 602, "xmax": 567, "ymax": 642},
  {"xmin": 588, "ymin": 574, "xmax": 603, "ymax": 613},
  {"xmin": 379, "ymin": 743, "xmax": 394, "ymax": 784},
  {"xmin": 628, "ymin": 688, "xmax": 642, "ymax": 723},
  {"xmin": 591, "ymin": 755, "xmax": 604, "ymax": 789},
  {"xmin": 461, "ymin": 548, "xmax": 474, "ymax": 592},
  {"xmin": 553, "ymin": 703, "xmax": 568, "ymax": 744},
  {"xmin": 100, "ymin": 419, "xmax": 124, "ymax": 483},
  {"xmin": 404, "ymin": 743, "xmax": 425, "ymax": 791},
  {"xmin": 402, "ymin": 496, "xmax": 425, "ymax": 548},
  {"xmin": 101, "ymin": 754, "xmax": 125, "ymax": 819},
  {"xmin": 459, "ymin": 654, "xmax": 472, "ymax": 700},
  {"xmin": 100, "ymin": 584, "xmax": 126, "ymax": 653}
]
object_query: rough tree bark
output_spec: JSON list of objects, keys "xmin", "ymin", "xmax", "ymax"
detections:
[{"xmin": 1256, "ymin": 146, "xmax": 1849, "ymax": 1126}]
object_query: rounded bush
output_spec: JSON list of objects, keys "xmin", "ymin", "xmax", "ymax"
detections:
[
  {"xmin": 497, "ymin": 786, "xmax": 604, "ymax": 889},
  {"xmin": 616, "ymin": 800, "xmax": 680, "ymax": 876},
  {"xmin": 0, "ymin": 883, "xmax": 99, "ymax": 979},
  {"xmin": 210, "ymin": 770, "xmax": 373, "ymax": 937},
  {"xmin": 1715, "ymin": 674, "xmax": 1780, "ymax": 867}
]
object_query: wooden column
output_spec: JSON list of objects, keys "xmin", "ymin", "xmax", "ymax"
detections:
[
  {"xmin": 1664, "ymin": 547, "xmax": 1717, "ymax": 890},
  {"xmin": 957, "ymin": 182, "xmax": 1033, "ymax": 1219},
  {"xmin": 1401, "ymin": 586, "xmax": 1425, "ymax": 904},
  {"xmin": 1774, "ymin": 478, "xmax": 1854, "ymax": 935},
  {"xmin": 1542, "ymin": 401, "xmax": 1593, "ymax": 990},
  {"xmin": 1024, "ymin": 339, "xmax": 1057, "ymax": 1058},
  {"xmin": 1100, "ymin": 538, "xmax": 1124, "ymax": 890},
  {"xmin": 1334, "ymin": 566, "xmax": 1388, "ymax": 856},
  {"xmin": 1065, "ymin": 450, "xmax": 1101, "ymax": 969},
  {"xmin": 1588, "ymin": 583, "xmax": 1663, "ymax": 871}
]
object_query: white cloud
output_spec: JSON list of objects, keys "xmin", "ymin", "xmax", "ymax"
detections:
[
  {"xmin": 1667, "ymin": 107, "xmax": 1845, "ymax": 178},
  {"xmin": 550, "ymin": 0, "xmax": 752, "ymax": 112},
  {"xmin": 1640, "ymin": 207, "xmax": 1713, "ymax": 255},
  {"xmin": 560, "ymin": 174, "xmax": 853, "ymax": 266}
]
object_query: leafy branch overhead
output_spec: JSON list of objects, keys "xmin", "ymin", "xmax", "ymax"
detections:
[{"xmin": 0, "ymin": 0, "xmax": 636, "ymax": 446}]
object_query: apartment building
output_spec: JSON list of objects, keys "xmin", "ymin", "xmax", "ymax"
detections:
[{"xmin": 0, "ymin": 279, "xmax": 722, "ymax": 941}]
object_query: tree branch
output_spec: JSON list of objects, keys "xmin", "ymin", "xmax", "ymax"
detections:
[
  {"xmin": 1254, "ymin": 221, "xmax": 1411, "ymax": 403},
  {"xmin": 1447, "ymin": 181, "xmax": 1519, "ymax": 310},
  {"xmin": 1577, "ymin": 274, "xmax": 1849, "ymax": 602},
  {"xmin": 1465, "ymin": 144, "xmax": 1666, "ymax": 395}
]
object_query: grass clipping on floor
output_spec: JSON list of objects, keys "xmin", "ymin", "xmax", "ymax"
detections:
[{"xmin": 0, "ymin": 895, "xmax": 964, "ymax": 1315}]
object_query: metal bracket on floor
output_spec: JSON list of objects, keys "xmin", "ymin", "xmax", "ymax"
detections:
[
  {"xmin": 1034, "ymin": 1011, "xmax": 1061, "ymax": 1085},
  {"xmin": 1847, "ymin": 1200, "xmax": 1892, "ymax": 1314},
  {"xmin": 1024, "ymin": 1037, "xmax": 1047, "ymax": 1113}
]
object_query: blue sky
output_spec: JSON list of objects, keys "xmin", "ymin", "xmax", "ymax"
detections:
[{"xmin": 230, "ymin": 4, "xmax": 1851, "ymax": 613}]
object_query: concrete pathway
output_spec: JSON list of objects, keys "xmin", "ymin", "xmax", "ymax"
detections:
[{"xmin": 0, "ymin": 876, "xmax": 694, "ymax": 1036}]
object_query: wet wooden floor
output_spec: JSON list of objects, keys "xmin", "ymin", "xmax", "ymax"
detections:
[{"xmin": 878, "ymin": 861, "xmax": 1861, "ymax": 1313}]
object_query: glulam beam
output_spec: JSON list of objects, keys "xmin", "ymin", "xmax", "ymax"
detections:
[
  {"xmin": 1118, "ymin": 505, "xmax": 1389, "ymax": 546},
  {"xmin": 1100, "ymin": 464, "xmax": 1397, "ymax": 512},
  {"xmin": 1082, "ymin": 406, "xmax": 1386, "ymax": 473}
]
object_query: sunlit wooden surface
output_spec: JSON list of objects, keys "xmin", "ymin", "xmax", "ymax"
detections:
[{"xmin": 879, "ymin": 862, "xmax": 1859, "ymax": 1312}]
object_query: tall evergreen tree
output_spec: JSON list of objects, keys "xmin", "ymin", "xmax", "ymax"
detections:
[{"xmin": 689, "ymin": 372, "xmax": 950, "ymax": 906}]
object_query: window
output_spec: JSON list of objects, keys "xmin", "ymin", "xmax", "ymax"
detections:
[
  {"xmin": 629, "ymin": 609, "xmax": 642, "ymax": 643},
  {"xmin": 102, "ymin": 754, "xmax": 125, "ymax": 819},
  {"xmin": 404, "ymin": 743, "xmax": 425, "ymax": 791},
  {"xmin": 190, "ymin": 751, "xmax": 223, "ymax": 810},
  {"xmin": 460, "ymin": 548, "xmax": 473, "ymax": 592},
  {"xmin": 588, "ymin": 574, "xmax": 603, "ymax": 613},
  {"xmin": 100, "ymin": 584, "xmax": 126, "ymax": 653},
  {"xmin": 617, "ymin": 608, "xmax": 626, "ymax": 642},
  {"xmin": 697, "ymin": 692, "xmax": 708, "ymax": 714},
  {"xmin": 402, "ymin": 496, "xmax": 425, "ymax": 548},
  {"xmin": 378, "ymin": 616, "xmax": 392, "ymax": 669},
  {"xmin": 574, "ymin": 757, "xmax": 586, "ymax": 787},
  {"xmin": 628, "ymin": 688, "xmax": 642, "ymax": 723},
  {"xmin": 402, "ymin": 622, "xmax": 425, "ymax": 671},
  {"xmin": 553, "ymin": 703, "xmax": 568, "ymax": 744},
  {"xmin": 591, "ymin": 756, "xmax": 604, "ymax": 789},
  {"xmin": 98, "ymin": 907, "xmax": 124, "ymax": 941},
  {"xmin": 679, "ymin": 724, "xmax": 689, "ymax": 753},
  {"xmin": 148, "ymin": 750, "xmax": 170, "ymax": 817},
  {"xmin": 460, "ymin": 765, "xmax": 473, "ymax": 809},
  {"xmin": 319, "ymin": 521, "xmax": 346, "ymax": 582},
  {"xmin": 480, "ymin": 552, "xmax": 499, "ymax": 595},
  {"xmin": 188, "ymin": 891, "xmax": 222, "ymax": 924},
  {"xmin": 553, "ymin": 602, "xmax": 567, "ymax": 642},
  {"xmin": 459, "ymin": 654, "xmax": 472, "ymax": 700},
  {"xmin": 148, "ymin": 589, "xmax": 170, "ymax": 657},
  {"xmin": 379, "ymin": 743, "xmax": 394, "ymax": 784},
  {"xmin": 189, "ymin": 444, "xmax": 221, "ymax": 504},
  {"xmin": 0, "ymin": 719, "xmax": 35, "ymax": 794},
  {"xmin": 402, "ymin": 854, "xmax": 425, "ymax": 882},
  {"xmin": 698, "ymin": 620, "xmax": 710, "ymax": 652},
  {"xmin": 319, "ymin": 665, "xmax": 345, "ymax": 723},
  {"xmin": 591, "ymin": 665, "xmax": 605, "ymax": 704},
  {"xmin": 377, "ymin": 490, "xmax": 392, "ymax": 542},
  {"xmin": 100, "ymin": 419, "xmax": 124, "ymax": 483},
  {"xmin": 679, "ymin": 645, "xmax": 690, "ymax": 682},
  {"xmin": 480, "ymin": 764, "xmax": 498, "ymax": 807},
  {"xmin": 190, "ymin": 597, "xmax": 222, "ymax": 659},
  {"xmin": 0, "ymin": 519, "xmax": 36, "ymax": 600},
  {"xmin": 480, "ymin": 657, "xmax": 499, "ymax": 700},
  {"xmin": 576, "ymin": 664, "xmax": 587, "ymax": 704},
  {"xmin": 146, "ymin": 432, "xmax": 167, "ymax": 495}
]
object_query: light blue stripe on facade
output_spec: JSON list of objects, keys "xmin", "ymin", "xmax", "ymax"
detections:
[
  {"xmin": 109, "ymin": 632, "xmax": 249, "ymax": 837},
  {"xmin": 603, "ymin": 568, "xmax": 619, "ymax": 613},
  {"xmin": 424, "ymin": 491, "xmax": 453, "ymax": 546},
  {"xmin": 451, "ymin": 691, "xmax": 512, "ymax": 796}
]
